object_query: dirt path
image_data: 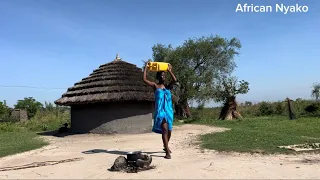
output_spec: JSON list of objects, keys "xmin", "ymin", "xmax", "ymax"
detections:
[{"xmin": 1, "ymin": 124, "xmax": 320, "ymax": 179}]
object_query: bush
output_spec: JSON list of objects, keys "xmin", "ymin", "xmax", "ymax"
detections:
[
  {"xmin": 14, "ymin": 97, "xmax": 43, "ymax": 119},
  {"xmin": 274, "ymin": 102, "xmax": 285, "ymax": 115},
  {"xmin": 258, "ymin": 101, "xmax": 274, "ymax": 116},
  {"xmin": 21, "ymin": 109, "xmax": 70, "ymax": 132},
  {"xmin": 0, "ymin": 101, "xmax": 10, "ymax": 122},
  {"xmin": 187, "ymin": 99, "xmax": 320, "ymax": 120},
  {"xmin": 305, "ymin": 103, "xmax": 320, "ymax": 113}
]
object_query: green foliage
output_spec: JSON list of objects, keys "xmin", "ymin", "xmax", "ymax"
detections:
[
  {"xmin": 21, "ymin": 108, "xmax": 70, "ymax": 132},
  {"xmin": 0, "ymin": 122, "xmax": 25, "ymax": 132},
  {"xmin": 14, "ymin": 97, "xmax": 43, "ymax": 119},
  {"xmin": 0, "ymin": 101, "xmax": 11, "ymax": 122},
  {"xmin": 151, "ymin": 34, "xmax": 242, "ymax": 105},
  {"xmin": 212, "ymin": 76, "xmax": 250, "ymax": 102},
  {"xmin": 188, "ymin": 98, "xmax": 320, "ymax": 120},
  {"xmin": 244, "ymin": 101, "xmax": 253, "ymax": 106},
  {"xmin": 1, "ymin": 98, "xmax": 70, "ymax": 132},
  {"xmin": 305, "ymin": 103, "xmax": 320, "ymax": 113},
  {"xmin": 0, "ymin": 99, "xmax": 70, "ymax": 157},
  {"xmin": 258, "ymin": 101, "xmax": 274, "ymax": 116},
  {"xmin": 274, "ymin": 102, "xmax": 285, "ymax": 115}
]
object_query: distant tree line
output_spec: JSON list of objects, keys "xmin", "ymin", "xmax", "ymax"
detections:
[
  {"xmin": 191, "ymin": 97, "xmax": 320, "ymax": 120},
  {"xmin": 0, "ymin": 97, "xmax": 69, "ymax": 122}
]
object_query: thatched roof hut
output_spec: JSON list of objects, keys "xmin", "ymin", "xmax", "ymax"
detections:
[
  {"xmin": 55, "ymin": 54, "xmax": 155, "ymax": 134},
  {"xmin": 55, "ymin": 54, "xmax": 153, "ymax": 106}
]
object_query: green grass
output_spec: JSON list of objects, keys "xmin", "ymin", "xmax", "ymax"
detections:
[
  {"xmin": 186, "ymin": 116, "xmax": 320, "ymax": 154},
  {"xmin": 173, "ymin": 119, "xmax": 185, "ymax": 126},
  {"xmin": 0, "ymin": 132, "xmax": 48, "ymax": 158},
  {"xmin": 0, "ymin": 111, "xmax": 69, "ymax": 158}
]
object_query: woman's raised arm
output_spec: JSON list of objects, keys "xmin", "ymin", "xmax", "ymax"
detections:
[
  {"xmin": 167, "ymin": 64, "xmax": 177, "ymax": 90},
  {"xmin": 143, "ymin": 63, "xmax": 156, "ymax": 87}
]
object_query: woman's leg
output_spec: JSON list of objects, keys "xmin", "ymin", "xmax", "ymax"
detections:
[
  {"xmin": 163, "ymin": 131, "xmax": 172, "ymax": 153},
  {"xmin": 161, "ymin": 119, "xmax": 171, "ymax": 159}
]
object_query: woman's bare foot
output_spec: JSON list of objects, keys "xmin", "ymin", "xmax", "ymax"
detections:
[{"xmin": 164, "ymin": 153, "xmax": 171, "ymax": 159}]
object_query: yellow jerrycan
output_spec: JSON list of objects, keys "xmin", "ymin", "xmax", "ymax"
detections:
[{"xmin": 147, "ymin": 62, "xmax": 170, "ymax": 72}]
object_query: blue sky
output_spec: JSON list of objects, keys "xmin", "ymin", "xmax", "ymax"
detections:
[{"xmin": 0, "ymin": 0, "xmax": 319, "ymax": 107}]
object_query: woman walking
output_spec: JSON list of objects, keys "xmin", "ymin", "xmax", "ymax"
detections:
[{"xmin": 143, "ymin": 63, "xmax": 177, "ymax": 159}]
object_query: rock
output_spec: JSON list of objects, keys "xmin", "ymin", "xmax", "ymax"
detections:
[
  {"xmin": 110, "ymin": 156, "xmax": 128, "ymax": 171},
  {"xmin": 135, "ymin": 154, "xmax": 152, "ymax": 168},
  {"xmin": 110, "ymin": 153, "xmax": 154, "ymax": 173}
]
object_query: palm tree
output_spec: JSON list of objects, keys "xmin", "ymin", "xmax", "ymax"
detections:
[{"xmin": 311, "ymin": 83, "xmax": 320, "ymax": 102}]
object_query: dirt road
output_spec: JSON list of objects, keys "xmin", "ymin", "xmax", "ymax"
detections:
[{"xmin": 1, "ymin": 124, "xmax": 320, "ymax": 179}]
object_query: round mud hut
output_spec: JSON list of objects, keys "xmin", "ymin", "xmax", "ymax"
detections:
[{"xmin": 54, "ymin": 54, "xmax": 154, "ymax": 134}]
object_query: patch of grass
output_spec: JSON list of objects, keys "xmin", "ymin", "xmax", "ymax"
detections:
[
  {"xmin": 0, "ymin": 132, "xmax": 48, "ymax": 158},
  {"xmin": 188, "ymin": 116, "xmax": 320, "ymax": 154},
  {"xmin": 173, "ymin": 119, "xmax": 185, "ymax": 126},
  {"xmin": 0, "ymin": 122, "xmax": 26, "ymax": 132},
  {"xmin": 0, "ymin": 110, "xmax": 70, "ymax": 158}
]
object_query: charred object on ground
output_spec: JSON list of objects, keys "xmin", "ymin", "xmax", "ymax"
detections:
[{"xmin": 109, "ymin": 151, "xmax": 154, "ymax": 173}]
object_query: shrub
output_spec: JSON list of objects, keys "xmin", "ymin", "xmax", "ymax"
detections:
[
  {"xmin": 274, "ymin": 102, "xmax": 285, "ymax": 115},
  {"xmin": 14, "ymin": 97, "xmax": 43, "ymax": 119},
  {"xmin": 21, "ymin": 109, "xmax": 70, "ymax": 132},
  {"xmin": 305, "ymin": 103, "xmax": 320, "ymax": 113},
  {"xmin": 188, "ymin": 99, "xmax": 320, "ymax": 119},
  {"xmin": 258, "ymin": 101, "xmax": 274, "ymax": 116}
]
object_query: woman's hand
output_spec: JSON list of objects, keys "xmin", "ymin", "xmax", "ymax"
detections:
[
  {"xmin": 168, "ymin": 64, "xmax": 172, "ymax": 72},
  {"xmin": 145, "ymin": 62, "xmax": 149, "ymax": 71}
]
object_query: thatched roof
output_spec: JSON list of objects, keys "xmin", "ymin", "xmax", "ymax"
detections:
[{"xmin": 54, "ymin": 55, "xmax": 154, "ymax": 106}]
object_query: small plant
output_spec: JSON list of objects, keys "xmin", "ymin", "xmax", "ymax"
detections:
[{"xmin": 41, "ymin": 124, "xmax": 48, "ymax": 131}]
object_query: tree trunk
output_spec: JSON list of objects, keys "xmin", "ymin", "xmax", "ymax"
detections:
[
  {"xmin": 218, "ymin": 96, "xmax": 242, "ymax": 120},
  {"xmin": 286, "ymin": 97, "xmax": 296, "ymax": 120},
  {"xmin": 175, "ymin": 100, "xmax": 191, "ymax": 118}
]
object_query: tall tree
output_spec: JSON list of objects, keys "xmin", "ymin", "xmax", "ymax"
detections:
[
  {"xmin": 212, "ymin": 76, "xmax": 249, "ymax": 120},
  {"xmin": 151, "ymin": 35, "xmax": 241, "ymax": 117},
  {"xmin": 311, "ymin": 83, "xmax": 320, "ymax": 102},
  {"xmin": 14, "ymin": 97, "xmax": 43, "ymax": 119}
]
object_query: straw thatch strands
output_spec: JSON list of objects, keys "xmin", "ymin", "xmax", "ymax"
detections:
[
  {"xmin": 55, "ymin": 55, "xmax": 153, "ymax": 106},
  {"xmin": 54, "ymin": 54, "xmax": 154, "ymax": 134}
]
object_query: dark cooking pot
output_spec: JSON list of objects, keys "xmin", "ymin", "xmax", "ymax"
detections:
[{"xmin": 126, "ymin": 151, "xmax": 142, "ymax": 161}]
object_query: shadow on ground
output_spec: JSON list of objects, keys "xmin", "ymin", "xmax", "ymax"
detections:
[
  {"xmin": 81, "ymin": 149, "xmax": 165, "ymax": 158},
  {"xmin": 37, "ymin": 130, "xmax": 79, "ymax": 138}
]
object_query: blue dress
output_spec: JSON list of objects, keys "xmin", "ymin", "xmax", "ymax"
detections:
[{"xmin": 152, "ymin": 88, "xmax": 174, "ymax": 134}]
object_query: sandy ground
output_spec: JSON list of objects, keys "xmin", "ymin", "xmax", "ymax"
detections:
[{"xmin": 1, "ymin": 124, "xmax": 320, "ymax": 179}]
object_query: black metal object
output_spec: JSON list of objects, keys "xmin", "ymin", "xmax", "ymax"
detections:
[{"xmin": 126, "ymin": 151, "xmax": 142, "ymax": 162}]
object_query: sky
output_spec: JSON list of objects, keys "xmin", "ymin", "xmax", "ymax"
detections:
[{"xmin": 0, "ymin": 0, "xmax": 319, "ymax": 107}]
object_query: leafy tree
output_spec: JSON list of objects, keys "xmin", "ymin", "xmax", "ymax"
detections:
[
  {"xmin": 311, "ymin": 83, "xmax": 320, "ymax": 102},
  {"xmin": 212, "ymin": 76, "xmax": 249, "ymax": 120},
  {"xmin": 150, "ymin": 35, "xmax": 241, "ymax": 117},
  {"xmin": 0, "ymin": 100, "xmax": 10, "ymax": 121},
  {"xmin": 244, "ymin": 101, "xmax": 253, "ymax": 106},
  {"xmin": 14, "ymin": 97, "xmax": 43, "ymax": 119}
]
